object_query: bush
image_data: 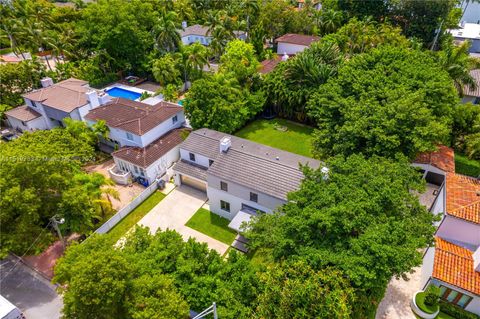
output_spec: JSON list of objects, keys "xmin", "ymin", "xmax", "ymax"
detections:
[
  {"xmin": 440, "ymin": 300, "xmax": 480, "ymax": 319},
  {"xmin": 455, "ymin": 154, "xmax": 480, "ymax": 177},
  {"xmin": 424, "ymin": 285, "xmax": 440, "ymax": 307}
]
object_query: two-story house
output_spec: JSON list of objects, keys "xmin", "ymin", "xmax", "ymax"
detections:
[
  {"xmin": 85, "ymin": 98, "xmax": 186, "ymax": 185},
  {"xmin": 413, "ymin": 146, "xmax": 480, "ymax": 316},
  {"xmin": 172, "ymin": 128, "xmax": 321, "ymax": 224},
  {"xmin": 5, "ymin": 77, "xmax": 109, "ymax": 132}
]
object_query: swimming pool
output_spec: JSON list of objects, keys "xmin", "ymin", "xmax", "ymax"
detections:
[{"xmin": 106, "ymin": 87, "xmax": 142, "ymax": 100}]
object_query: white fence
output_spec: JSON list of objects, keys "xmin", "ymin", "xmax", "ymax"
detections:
[{"xmin": 95, "ymin": 182, "xmax": 159, "ymax": 234}]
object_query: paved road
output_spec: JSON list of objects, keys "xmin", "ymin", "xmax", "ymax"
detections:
[
  {"xmin": 138, "ymin": 185, "xmax": 229, "ymax": 255},
  {"xmin": 0, "ymin": 257, "xmax": 62, "ymax": 319}
]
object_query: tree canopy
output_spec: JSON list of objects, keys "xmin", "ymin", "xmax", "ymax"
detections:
[
  {"xmin": 247, "ymin": 155, "xmax": 437, "ymax": 316},
  {"xmin": 307, "ymin": 45, "xmax": 458, "ymax": 159}
]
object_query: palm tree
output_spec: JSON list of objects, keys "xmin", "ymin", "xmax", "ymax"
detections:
[
  {"xmin": 153, "ymin": 10, "xmax": 181, "ymax": 53},
  {"xmin": 317, "ymin": 9, "xmax": 344, "ymax": 35},
  {"xmin": 438, "ymin": 40, "xmax": 480, "ymax": 96}
]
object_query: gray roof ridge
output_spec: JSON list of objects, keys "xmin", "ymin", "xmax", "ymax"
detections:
[{"xmin": 192, "ymin": 129, "xmax": 317, "ymax": 170}]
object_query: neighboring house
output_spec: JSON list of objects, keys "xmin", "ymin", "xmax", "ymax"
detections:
[
  {"xmin": 180, "ymin": 23, "xmax": 247, "ymax": 46},
  {"xmin": 259, "ymin": 55, "xmax": 282, "ymax": 75},
  {"xmin": 463, "ymin": 69, "xmax": 480, "ymax": 104},
  {"xmin": 297, "ymin": 0, "xmax": 321, "ymax": 10},
  {"xmin": 172, "ymin": 128, "xmax": 321, "ymax": 223},
  {"xmin": 414, "ymin": 146, "xmax": 480, "ymax": 316},
  {"xmin": 448, "ymin": 22, "xmax": 480, "ymax": 53},
  {"xmin": 5, "ymin": 77, "xmax": 110, "ymax": 132},
  {"xmin": 275, "ymin": 33, "xmax": 320, "ymax": 55},
  {"xmin": 85, "ymin": 98, "xmax": 185, "ymax": 185}
]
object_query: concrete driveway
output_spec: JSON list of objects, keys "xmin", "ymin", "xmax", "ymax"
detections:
[
  {"xmin": 0, "ymin": 257, "xmax": 62, "ymax": 319},
  {"xmin": 138, "ymin": 186, "xmax": 229, "ymax": 255}
]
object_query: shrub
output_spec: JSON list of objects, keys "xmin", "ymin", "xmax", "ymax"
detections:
[
  {"xmin": 440, "ymin": 300, "xmax": 480, "ymax": 319},
  {"xmin": 424, "ymin": 285, "xmax": 440, "ymax": 307}
]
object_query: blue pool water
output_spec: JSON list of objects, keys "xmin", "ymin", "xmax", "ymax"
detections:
[{"xmin": 106, "ymin": 87, "xmax": 142, "ymax": 100}]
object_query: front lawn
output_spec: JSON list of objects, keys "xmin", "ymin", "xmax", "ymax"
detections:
[
  {"xmin": 235, "ymin": 118, "xmax": 314, "ymax": 157},
  {"xmin": 185, "ymin": 208, "xmax": 237, "ymax": 244},
  {"xmin": 107, "ymin": 191, "xmax": 166, "ymax": 241},
  {"xmin": 455, "ymin": 153, "xmax": 480, "ymax": 177}
]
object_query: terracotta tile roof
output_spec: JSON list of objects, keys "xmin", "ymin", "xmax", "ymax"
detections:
[
  {"xmin": 464, "ymin": 69, "xmax": 480, "ymax": 98},
  {"xmin": 260, "ymin": 56, "xmax": 281, "ymax": 74},
  {"xmin": 0, "ymin": 55, "xmax": 22, "ymax": 63},
  {"xmin": 5, "ymin": 105, "xmax": 41, "ymax": 121},
  {"xmin": 23, "ymin": 78, "xmax": 89, "ymax": 113},
  {"xmin": 433, "ymin": 237, "xmax": 480, "ymax": 295},
  {"xmin": 112, "ymin": 129, "xmax": 186, "ymax": 168},
  {"xmin": 446, "ymin": 173, "xmax": 480, "ymax": 224},
  {"xmin": 414, "ymin": 145, "xmax": 455, "ymax": 173},
  {"xmin": 85, "ymin": 98, "xmax": 183, "ymax": 136},
  {"xmin": 275, "ymin": 33, "xmax": 320, "ymax": 46}
]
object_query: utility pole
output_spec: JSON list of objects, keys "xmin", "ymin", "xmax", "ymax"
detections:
[{"xmin": 50, "ymin": 215, "xmax": 66, "ymax": 250}]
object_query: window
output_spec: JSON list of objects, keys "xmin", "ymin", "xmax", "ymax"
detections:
[
  {"xmin": 209, "ymin": 159, "xmax": 214, "ymax": 166},
  {"xmin": 139, "ymin": 168, "xmax": 145, "ymax": 177},
  {"xmin": 220, "ymin": 181, "xmax": 228, "ymax": 192},
  {"xmin": 133, "ymin": 166, "xmax": 139, "ymax": 174},
  {"xmin": 220, "ymin": 200, "xmax": 230, "ymax": 212},
  {"xmin": 250, "ymin": 192, "xmax": 258, "ymax": 203},
  {"xmin": 126, "ymin": 132, "xmax": 134, "ymax": 141},
  {"xmin": 172, "ymin": 115, "xmax": 178, "ymax": 124},
  {"xmin": 189, "ymin": 152, "xmax": 196, "ymax": 161},
  {"xmin": 21, "ymin": 121, "xmax": 27, "ymax": 126},
  {"xmin": 439, "ymin": 285, "xmax": 473, "ymax": 309}
]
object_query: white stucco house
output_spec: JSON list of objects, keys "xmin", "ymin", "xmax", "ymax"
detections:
[
  {"xmin": 413, "ymin": 146, "xmax": 480, "ymax": 316},
  {"xmin": 448, "ymin": 22, "xmax": 480, "ymax": 53},
  {"xmin": 5, "ymin": 77, "xmax": 110, "ymax": 132},
  {"xmin": 275, "ymin": 33, "xmax": 320, "ymax": 55},
  {"xmin": 85, "ymin": 98, "xmax": 186, "ymax": 186},
  {"xmin": 172, "ymin": 128, "xmax": 321, "ymax": 227},
  {"xmin": 180, "ymin": 23, "xmax": 246, "ymax": 46}
]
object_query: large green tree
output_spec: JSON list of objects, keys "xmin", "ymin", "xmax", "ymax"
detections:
[
  {"xmin": 247, "ymin": 155, "xmax": 437, "ymax": 317},
  {"xmin": 0, "ymin": 129, "xmax": 106, "ymax": 256},
  {"xmin": 307, "ymin": 45, "xmax": 458, "ymax": 159},
  {"xmin": 220, "ymin": 39, "xmax": 260, "ymax": 86}
]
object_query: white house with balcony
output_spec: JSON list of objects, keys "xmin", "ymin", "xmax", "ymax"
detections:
[
  {"xmin": 85, "ymin": 98, "xmax": 185, "ymax": 186},
  {"xmin": 5, "ymin": 77, "xmax": 109, "ymax": 132},
  {"xmin": 413, "ymin": 146, "xmax": 480, "ymax": 316},
  {"xmin": 172, "ymin": 128, "xmax": 321, "ymax": 228}
]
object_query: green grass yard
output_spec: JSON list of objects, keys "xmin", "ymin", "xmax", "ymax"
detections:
[
  {"xmin": 185, "ymin": 208, "xmax": 237, "ymax": 244},
  {"xmin": 107, "ymin": 191, "xmax": 166, "ymax": 241},
  {"xmin": 455, "ymin": 153, "xmax": 480, "ymax": 177},
  {"xmin": 235, "ymin": 118, "xmax": 314, "ymax": 157}
]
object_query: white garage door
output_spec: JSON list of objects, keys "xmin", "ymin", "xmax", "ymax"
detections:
[{"xmin": 180, "ymin": 175, "xmax": 207, "ymax": 192}]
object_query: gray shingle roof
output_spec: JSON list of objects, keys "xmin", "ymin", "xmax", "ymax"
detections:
[
  {"xmin": 173, "ymin": 159, "xmax": 208, "ymax": 181},
  {"xmin": 179, "ymin": 128, "xmax": 320, "ymax": 200}
]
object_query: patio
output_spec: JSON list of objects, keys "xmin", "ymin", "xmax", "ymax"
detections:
[{"xmin": 84, "ymin": 159, "xmax": 144, "ymax": 210}]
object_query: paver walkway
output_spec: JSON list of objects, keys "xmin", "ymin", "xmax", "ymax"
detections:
[
  {"xmin": 375, "ymin": 267, "xmax": 421, "ymax": 319},
  {"xmin": 138, "ymin": 185, "xmax": 229, "ymax": 255}
]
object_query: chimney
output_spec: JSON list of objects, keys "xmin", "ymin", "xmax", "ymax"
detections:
[
  {"xmin": 321, "ymin": 167, "xmax": 330, "ymax": 180},
  {"xmin": 474, "ymin": 245, "xmax": 480, "ymax": 272},
  {"xmin": 98, "ymin": 93, "xmax": 112, "ymax": 106},
  {"xmin": 86, "ymin": 90, "xmax": 100, "ymax": 108},
  {"xmin": 219, "ymin": 136, "xmax": 231, "ymax": 153},
  {"xmin": 40, "ymin": 77, "xmax": 54, "ymax": 88},
  {"xmin": 181, "ymin": 21, "xmax": 187, "ymax": 29}
]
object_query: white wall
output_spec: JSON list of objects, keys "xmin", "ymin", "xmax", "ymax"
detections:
[
  {"xmin": 182, "ymin": 35, "xmax": 211, "ymax": 45},
  {"xmin": 436, "ymin": 215, "xmax": 480, "ymax": 247},
  {"xmin": 420, "ymin": 247, "xmax": 436, "ymax": 290},
  {"xmin": 144, "ymin": 146, "xmax": 180, "ymax": 183},
  {"xmin": 179, "ymin": 148, "xmax": 212, "ymax": 168},
  {"xmin": 6, "ymin": 115, "xmax": 48, "ymax": 132},
  {"xmin": 466, "ymin": 295, "xmax": 480, "ymax": 315},
  {"xmin": 72, "ymin": 103, "xmax": 93, "ymax": 121},
  {"xmin": 430, "ymin": 184, "xmax": 445, "ymax": 217},
  {"xmin": 207, "ymin": 186, "xmax": 275, "ymax": 220},
  {"xmin": 277, "ymin": 42, "xmax": 308, "ymax": 55},
  {"xmin": 141, "ymin": 111, "xmax": 185, "ymax": 147}
]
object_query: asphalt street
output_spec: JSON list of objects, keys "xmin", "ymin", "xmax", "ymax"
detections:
[{"xmin": 0, "ymin": 257, "xmax": 62, "ymax": 319}]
